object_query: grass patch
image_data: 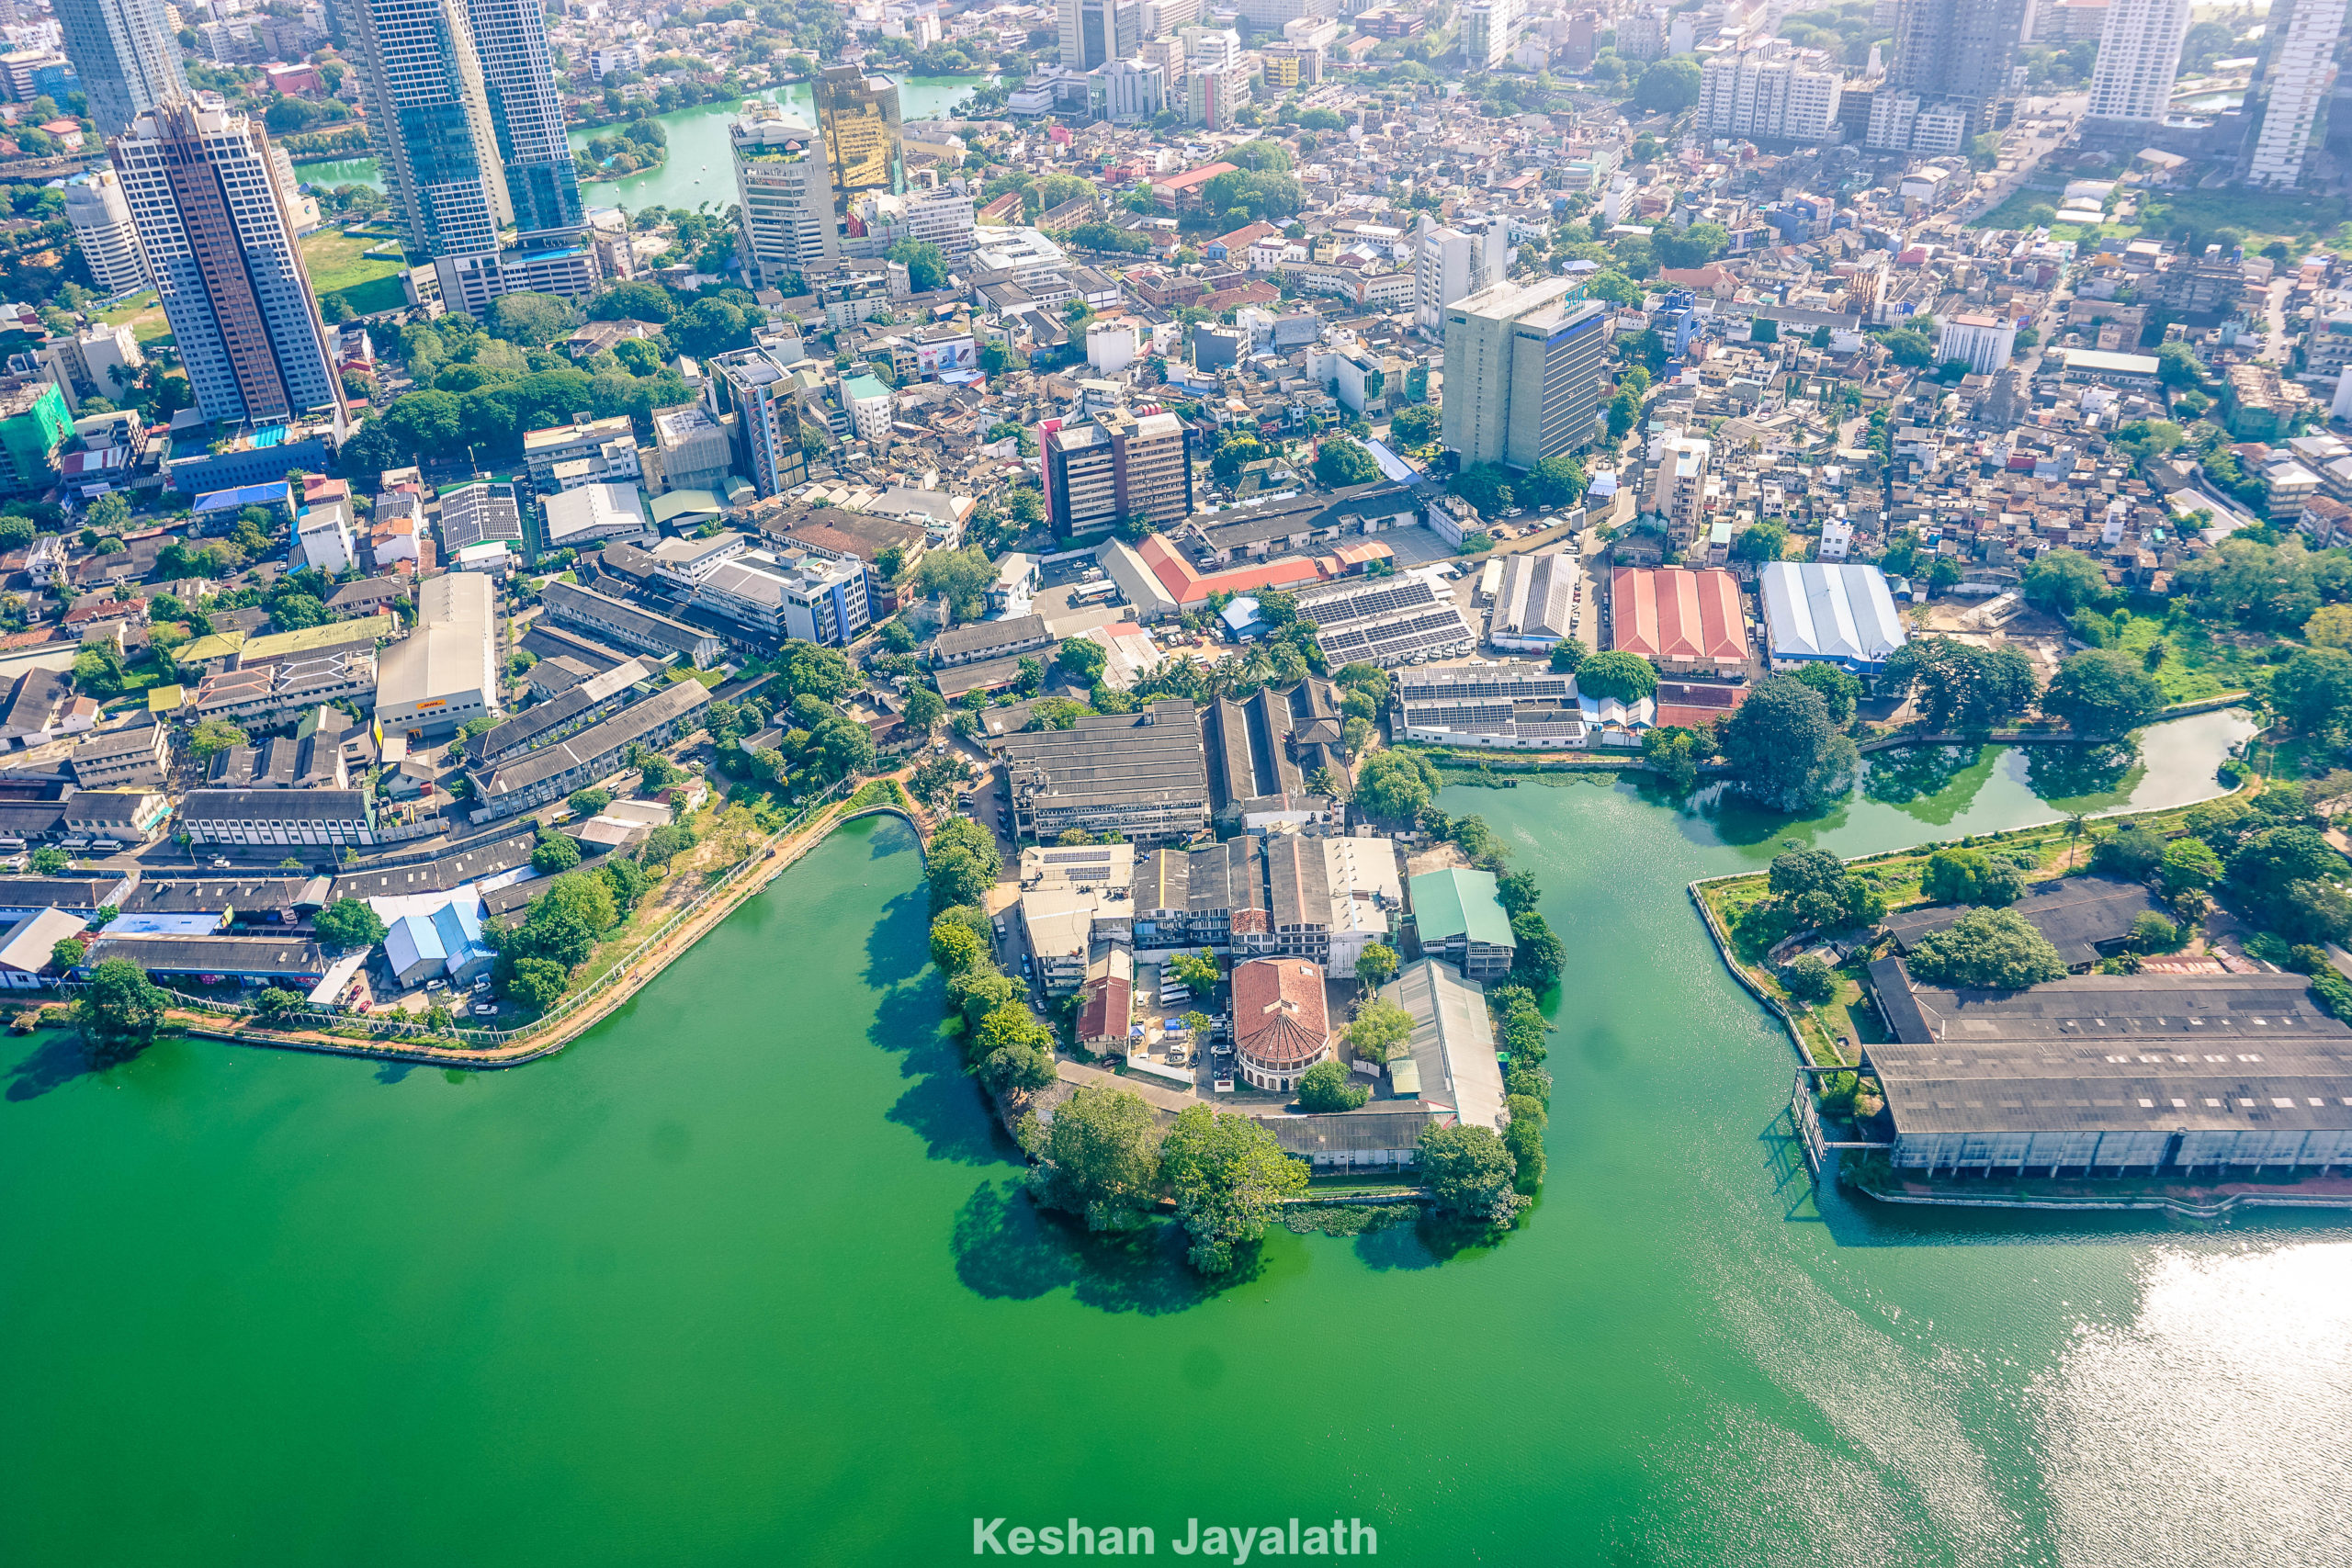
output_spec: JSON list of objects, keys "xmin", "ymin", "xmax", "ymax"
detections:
[
  {"xmin": 96, "ymin": 289, "xmax": 174, "ymax": 344},
  {"xmin": 2107, "ymin": 615, "xmax": 2265, "ymax": 704},
  {"xmin": 324, "ymin": 273, "xmax": 408, "ymax": 318},
  {"xmin": 665, "ymin": 664, "xmax": 727, "ymax": 688},
  {"xmin": 300, "ymin": 226, "xmax": 407, "ymax": 294}
]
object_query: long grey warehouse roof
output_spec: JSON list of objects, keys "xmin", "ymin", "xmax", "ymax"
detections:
[
  {"xmin": 1865, "ymin": 959, "xmax": 2352, "ymax": 1135},
  {"xmin": 472, "ymin": 679, "xmax": 713, "ymax": 804},
  {"xmin": 178, "ymin": 788, "xmax": 369, "ymax": 822},
  {"xmin": 1882, "ymin": 876, "xmax": 2162, "ymax": 967},
  {"xmin": 87, "ymin": 932, "xmax": 328, "ymax": 976},
  {"xmin": 1001, "ymin": 698, "xmax": 1208, "ymax": 809}
]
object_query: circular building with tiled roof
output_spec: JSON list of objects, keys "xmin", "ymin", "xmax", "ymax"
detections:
[{"xmin": 1231, "ymin": 956, "xmax": 1332, "ymax": 1093}]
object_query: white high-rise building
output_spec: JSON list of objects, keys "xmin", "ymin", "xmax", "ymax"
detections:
[
  {"xmin": 730, "ymin": 100, "xmax": 841, "ymax": 288},
  {"xmin": 1414, "ymin": 215, "xmax": 1507, "ymax": 340},
  {"xmin": 2085, "ymin": 0, "xmax": 2191, "ymax": 125},
  {"xmin": 109, "ymin": 96, "xmax": 342, "ymax": 427},
  {"xmin": 64, "ymin": 168, "xmax": 148, "ymax": 296},
  {"xmin": 1935, "ymin": 313, "xmax": 2018, "ymax": 375},
  {"xmin": 1696, "ymin": 46, "xmax": 1844, "ymax": 141},
  {"xmin": 2248, "ymin": 0, "xmax": 2349, "ymax": 187},
  {"xmin": 1458, "ymin": 0, "xmax": 1519, "ymax": 68}
]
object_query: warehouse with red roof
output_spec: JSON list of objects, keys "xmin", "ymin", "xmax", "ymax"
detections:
[{"xmin": 1608, "ymin": 567, "xmax": 1748, "ymax": 676}]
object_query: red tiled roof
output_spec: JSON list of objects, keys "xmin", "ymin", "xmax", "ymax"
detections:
[
  {"xmin": 1231, "ymin": 958, "xmax": 1329, "ymax": 1071},
  {"xmin": 1138, "ymin": 534, "xmax": 1329, "ymax": 610},
  {"xmin": 1155, "ymin": 161, "xmax": 1238, "ymax": 193},
  {"xmin": 1609, "ymin": 567, "xmax": 1747, "ymax": 665},
  {"xmin": 1077, "ymin": 974, "xmax": 1131, "ymax": 1044}
]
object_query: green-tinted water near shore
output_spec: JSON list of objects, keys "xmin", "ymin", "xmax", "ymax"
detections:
[{"xmin": 6, "ymin": 710, "xmax": 2350, "ymax": 1567}]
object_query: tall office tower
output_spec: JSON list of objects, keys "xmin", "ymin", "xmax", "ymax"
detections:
[
  {"xmin": 55, "ymin": 0, "xmax": 187, "ymax": 139},
  {"xmin": 347, "ymin": 0, "xmax": 507, "ymax": 259},
  {"xmin": 812, "ymin": 65, "xmax": 904, "ymax": 228},
  {"xmin": 731, "ymin": 101, "xmax": 840, "ymax": 288},
  {"xmin": 466, "ymin": 0, "xmax": 582, "ymax": 236},
  {"xmin": 1059, "ymin": 0, "xmax": 1141, "ymax": 68},
  {"xmin": 1439, "ymin": 278, "xmax": 1609, "ymax": 472},
  {"xmin": 1457, "ymin": 0, "xmax": 1518, "ymax": 69},
  {"xmin": 65, "ymin": 168, "xmax": 150, "ymax": 295},
  {"xmin": 1698, "ymin": 46, "xmax": 1846, "ymax": 141},
  {"xmin": 2247, "ymin": 0, "xmax": 2350, "ymax": 186},
  {"xmin": 1042, "ymin": 408, "xmax": 1193, "ymax": 537},
  {"xmin": 2085, "ymin": 0, "xmax": 2190, "ymax": 125},
  {"xmin": 1884, "ymin": 0, "xmax": 2029, "ymax": 137},
  {"xmin": 1414, "ymin": 215, "xmax": 1506, "ymax": 340},
  {"xmin": 109, "ymin": 96, "xmax": 342, "ymax": 427},
  {"xmin": 707, "ymin": 347, "xmax": 813, "ymax": 498}
]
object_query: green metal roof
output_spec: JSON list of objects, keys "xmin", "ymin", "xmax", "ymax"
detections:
[
  {"xmin": 1408, "ymin": 866, "xmax": 1514, "ymax": 949},
  {"xmin": 650, "ymin": 489, "xmax": 726, "ymax": 525}
]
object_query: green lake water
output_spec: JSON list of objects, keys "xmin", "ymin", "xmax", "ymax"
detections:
[
  {"xmin": 7, "ymin": 707, "xmax": 2351, "ymax": 1567},
  {"xmin": 297, "ymin": 76, "xmax": 991, "ymax": 212}
]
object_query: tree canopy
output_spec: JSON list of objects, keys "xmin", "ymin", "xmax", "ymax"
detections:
[
  {"xmin": 1351, "ymin": 750, "xmax": 1442, "ymax": 822},
  {"xmin": 76, "ymin": 956, "xmax": 165, "ymax": 1064},
  {"xmin": 2042, "ymin": 649, "xmax": 2165, "ymax": 736},
  {"xmin": 1903, "ymin": 907, "xmax": 2067, "ymax": 989},
  {"xmin": 1879, "ymin": 637, "xmax": 2037, "ymax": 729},
  {"xmin": 1418, "ymin": 1122, "xmax": 1524, "ymax": 1227},
  {"xmin": 1576, "ymin": 649, "xmax": 1657, "ymax": 704},
  {"xmin": 1716, "ymin": 675, "xmax": 1857, "ymax": 813},
  {"xmin": 1159, "ymin": 1104, "xmax": 1308, "ymax": 1273},
  {"xmin": 1029, "ymin": 1083, "xmax": 1162, "ymax": 1230}
]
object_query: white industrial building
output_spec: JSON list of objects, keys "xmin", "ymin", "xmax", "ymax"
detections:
[{"xmin": 374, "ymin": 571, "xmax": 501, "ymax": 741}]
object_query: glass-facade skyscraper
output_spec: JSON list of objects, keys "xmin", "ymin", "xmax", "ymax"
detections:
[
  {"xmin": 56, "ymin": 0, "xmax": 187, "ymax": 140},
  {"xmin": 812, "ymin": 65, "xmax": 905, "ymax": 226},
  {"xmin": 348, "ymin": 0, "xmax": 582, "ymax": 260}
]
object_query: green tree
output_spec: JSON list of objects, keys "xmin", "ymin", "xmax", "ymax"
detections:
[
  {"xmin": 188, "ymin": 718, "xmax": 248, "ymax": 759},
  {"xmin": 1717, "ymin": 675, "xmax": 1857, "ymax": 813},
  {"xmin": 1028, "ymin": 1083, "xmax": 1162, "ymax": 1230},
  {"xmin": 2274, "ymin": 647, "xmax": 2352, "ymax": 738},
  {"xmin": 567, "ymin": 788, "xmax": 613, "ymax": 818},
  {"xmin": 2091, "ymin": 825, "xmax": 2167, "ymax": 881},
  {"xmin": 902, "ymin": 685, "xmax": 947, "ymax": 732},
  {"xmin": 2020, "ymin": 547, "xmax": 2113, "ymax": 618},
  {"xmin": 888, "ymin": 238, "xmax": 949, "ymax": 291},
  {"xmin": 1390, "ymin": 403, "xmax": 1441, "ymax": 446},
  {"xmin": 531, "ymin": 833, "xmax": 582, "ymax": 874},
  {"xmin": 51, "ymin": 937, "xmax": 86, "ymax": 972},
  {"xmin": 1448, "ymin": 461, "xmax": 1514, "ymax": 515},
  {"xmin": 1055, "ymin": 637, "xmax": 1108, "ymax": 685},
  {"xmin": 2042, "ymin": 649, "xmax": 2165, "ymax": 736},
  {"xmin": 1549, "ymin": 638, "xmax": 1589, "ymax": 675},
  {"xmin": 2158, "ymin": 837, "xmax": 2224, "ymax": 898},
  {"xmin": 1730, "ymin": 521, "xmax": 1786, "ymax": 562},
  {"xmin": 1522, "ymin": 453, "xmax": 1586, "ymax": 509},
  {"xmin": 1783, "ymin": 953, "xmax": 1836, "ymax": 1005},
  {"xmin": 1297, "ymin": 1057, "xmax": 1369, "ymax": 1111},
  {"xmin": 1878, "ymin": 637, "xmax": 2037, "ymax": 728},
  {"xmin": 75, "ymin": 956, "xmax": 165, "ymax": 1064},
  {"xmin": 927, "ymin": 817, "xmax": 1001, "ymax": 913},
  {"xmin": 1343, "ymin": 995, "xmax": 1413, "ymax": 1065},
  {"xmin": 312, "ymin": 897, "xmax": 387, "ymax": 950},
  {"xmin": 1510, "ymin": 911, "xmax": 1565, "ymax": 989},
  {"xmin": 487, "ymin": 291, "xmax": 573, "ymax": 348},
  {"xmin": 1903, "ymin": 908, "xmax": 2067, "ymax": 989},
  {"xmin": 1351, "ymin": 942, "xmax": 1399, "ymax": 988},
  {"xmin": 1418, "ymin": 1122, "xmax": 1524, "ymax": 1226},
  {"xmin": 29, "ymin": 846, "xmax": 69, "ymax": 874},
  {"xmin": 1351, "ymin": 749, "xmax": 1442, "ymax": 821},
  {"xmin": 1791, "ymin": 662, "xmax": 1860, "ymax": 726},
  {"xmin": 1633, "ymin": 55, "xmax": 1702, "ymax": 111},
  {"xmin": 1640, "ymin": 725, "xmax": 1702, "ymax": 792},
  {"xmin": 1920, "ymin": 846, "xmax": 2026, "ymax": 908},
  {"xmin": 914, "ymin": 546, "xmax": 997, "ymax": 622},
  {"xmin": 502, "ymin": 955, "xmax": 570, "ymax": 1010},
  {"xmin": 1169, "ymin": 948, "xmax": 1220, "ymax": 992},
  {"xmin": 1314, "ymin": 438, "xmax": 1379, "ymax": 487},
  {"xmin": 1576, "ymin": 649, "xmax": 1658, "ymax": 704},
  {"xmin": 1159, "ymin": 1104, "xmax": 1308, "ymax": 1273}
]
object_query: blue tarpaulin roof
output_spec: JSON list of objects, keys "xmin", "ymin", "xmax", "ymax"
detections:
[{"xmin": 193, "ymin": 481, "xmax": 290, "ymax": 513}]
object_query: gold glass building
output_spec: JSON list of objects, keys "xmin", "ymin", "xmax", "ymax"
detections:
[{"xmin": 812, "ymin": 65, "xmax": 905, "ymax": 224}]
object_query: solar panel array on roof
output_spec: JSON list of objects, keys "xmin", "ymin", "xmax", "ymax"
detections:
[{"xmin": 441, "ymin": 484, "xmax": 526, "ymax": 553}]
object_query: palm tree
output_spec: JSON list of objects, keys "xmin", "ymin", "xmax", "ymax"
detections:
[{"xmin": 2065, "ymin": 812, "xmax": 2086, "ymax": 869}]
